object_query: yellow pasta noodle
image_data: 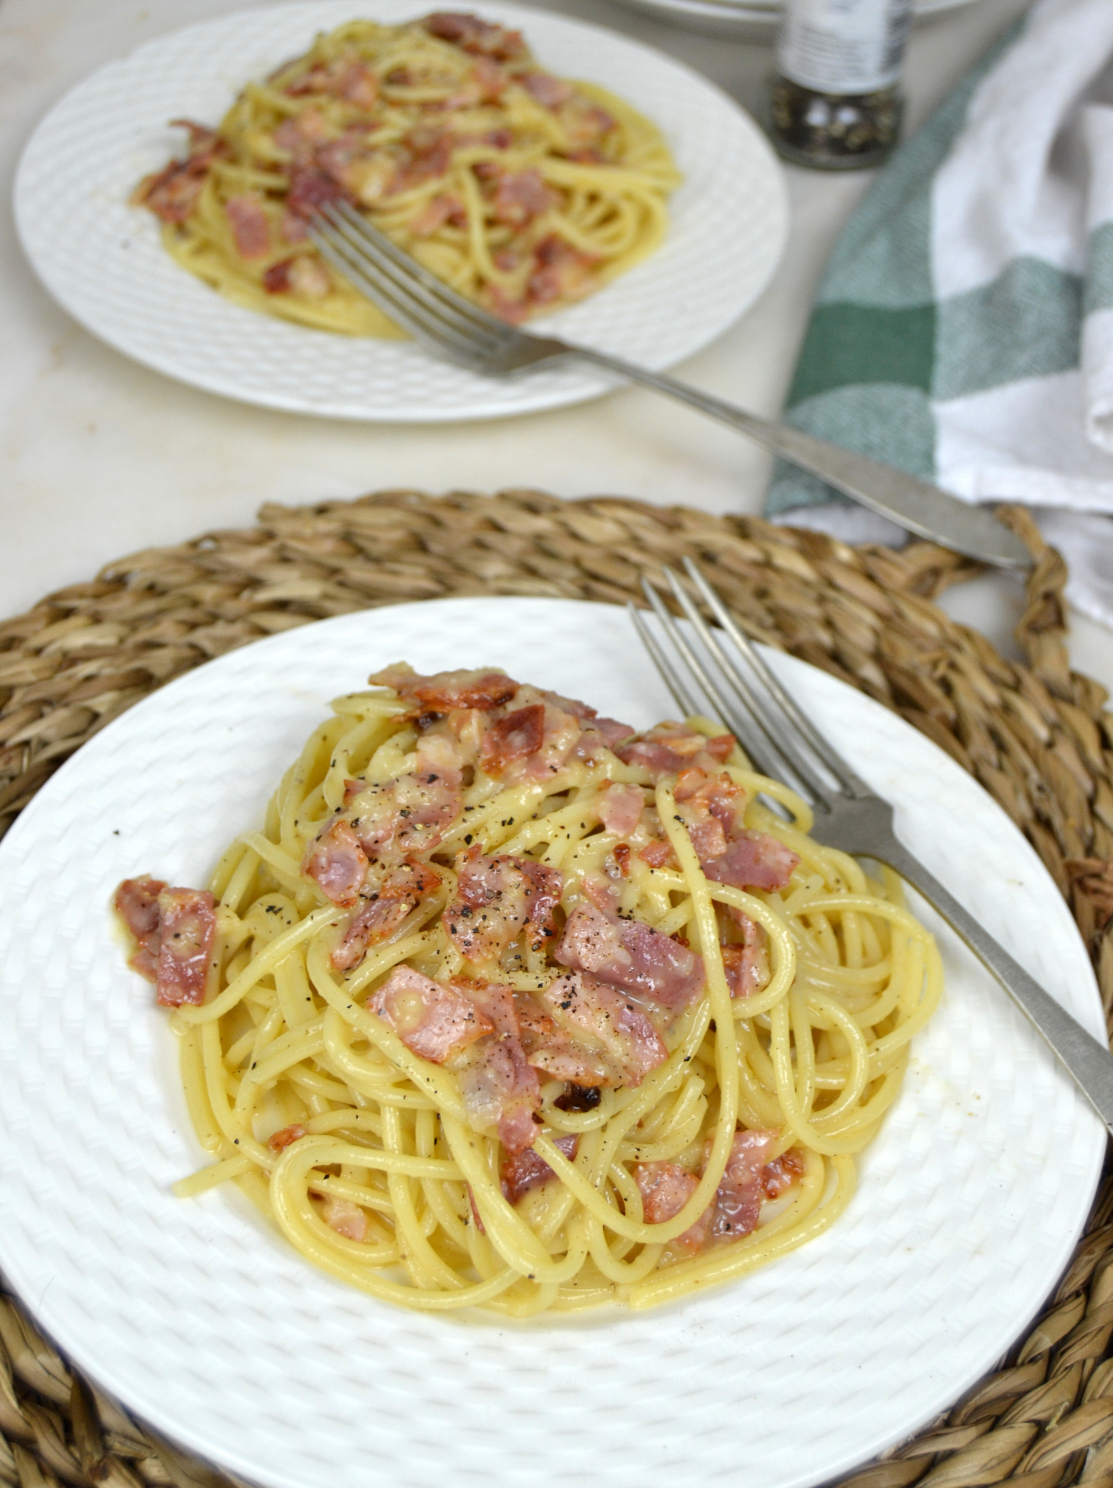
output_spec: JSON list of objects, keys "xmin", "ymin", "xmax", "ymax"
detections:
[
  {"xmin": 133, "ymin": 13, "xmax": 681, "ymax": 334},
  {"xmin": 116, "ymin": 663, "xmax": 943, "ymax": 1318}
]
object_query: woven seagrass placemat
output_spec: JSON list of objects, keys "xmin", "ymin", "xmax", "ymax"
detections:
[{"xmin": 3, "ymin": 487, "xmax": 1113, "ymax": 1488}]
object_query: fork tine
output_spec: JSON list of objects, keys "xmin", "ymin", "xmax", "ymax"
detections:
[
  {"xmin": 660, "ymin": 566, "xmax": 834, "ymax": 807},
  {"xmin": 627, "ymin": 603, "xmax": 700, "ymax": 717},
  {"xmin": 639, "ymin": 578, "xmax": 812, "ymax": 796},
  {"xmin": 321, "ymin": 206, "xmax": 507, "ymax": 349},
  {"xmin": 331, "ymin": 202, "xmax": 511, "ymax": 338},
  {"xmin": 309, "ymin": 224, "xmax": 484, "ymax": 360},
  {"xmin": 682, "ymin": 557, "xmax": 871, "ymax": 799}
]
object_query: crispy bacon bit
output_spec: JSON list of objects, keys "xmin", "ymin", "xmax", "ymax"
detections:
[
  {"xmin": 616, "ymin": 723, "xmax": 736, "ymax": 779},
  {"xmin": 423, "ymin": 12, "xmax": 526, "ymax": 60},
  {"xmin": 613, "ymin": 844, "xmax": 631, "ymax": 876},
  {"xmin": 224, "ymin": 194, "xmax": 270, "ymax": 259},
  {"xmin": 633, "ymin": 1161, "xmax": 708, "ymax": 1252},
  {"xmin": 500, "ymin": 1133, "xmax": 577, "ymax": 1204},
  {"xmin": 370, "ymin": 664, "xmax": 519, "ymax": 713},
  {"xmin": 701, "ymin": 831, "xmax": 799, "ymax": 893},
  {"xmin": 320, "ymin": 1195, "xmax": 368, "ymax": 1241},
  {"xmin": 526, "ymin": 234, "xmax": 598, "ymax": 309},
  {"xmin": 344, "ymin": 768, "xmax": 461, "ymax": 864},
  {"xmin": 389, "ymin": 129, "xmax": 453, "ymax": 192},
  {"xmin": 331, "ymin": 860, "xmax": 442, "ymax": 971},
  {"xmin": 450, "ymin": 979, "xmax": 541, "ymax": 1153},
  {"xmin": 528, "ymin": 971, "xmax": 669, "ymax": 1088},
  {"xmin": 268, "ymin": 1123, "xmax": 308, "ymax": 1152},
  {"xmin": 521, "ymin": 72, "xmax": 574, "ymax": 108},
  {"xmin": 368, "ymin": 965, "xmax": 493, "ymax": 1063},
  {"xmin": 762, "ymin": 1146, "xmax": 806, "ymax": 1199},
  {"xmin": 114, "ymin": 875, "xmax": 167, "ymax": 980},
  {"xmin": 598, "ymin": 783, "xmax": 643, "ymax": 838},
  {"xmin": 154, "ymin": 888, "xmax": 217, "ymax": 1007},
  {"xmin": 273, "ymin": 110, "xmax": 331, "ymax": 159},
  {"xmin": 556, "ymin": 902, "xmax": 704, "ymax": 1012},
  {"xmin": 285, "ymin": 164, "xmax": 353, "ymax": 220},
  {"xmin": 554, "ymin": 1084, "xmax": 601, "ymax": 1112},
  {"xmin": 445, "ymin": 847, "xmax": 563, "ymax": 962},
  {"xmin": 480, "ymin": 703, "xmax": 545, "ymax": 771},
  {"xmin": 492, "ymin": 168, "xmax": 555, "ymax": 227},
  {"xmin": 558, "ymin": 95, "xmax": 617, "ymax": 150},
  {"xmin": 722, "ymin": 912, "xmax": 770, "ymax": 998},
  {"xmin": 675, "ymin": 767, "xmax": 744, "ymax": 830},
  {"xmin": 133, "ymin": 120, "xmax": 225, "ymax": 224},
  {"xmin": 262, "ymin": 254, "xmax": 331, "ymax": 298},
  {"xmin": 303, "ymin": 818, "xmax": 368, "ymax": 906}
]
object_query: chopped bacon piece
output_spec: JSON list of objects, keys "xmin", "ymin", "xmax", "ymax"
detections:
[
  {"xmin": 675, "ymin": 767, "xmax": 744, "ymax": 832},
  {"xmin": 450, "ymin": 979, "xmax": 541, "ymax": 1153},
  {"xmin": 423, "ymin": 12, "xmax": 526, "ymax": 60},
  {"xmin": 133, "ymin": 120, "xmax": 225, "ymax": 224},
  {"xmin": 613, "ymin": 844, "xmax": 631, "ymax": 876},
  {"xmin": 558, "ymin": 95, "xmax": 617, "ymax": 150},
  {"xmin": 598, "ymin": 782, "xmax": 643, "ymax": 838},
  {"xmin": 521, "ymin": 72, "xmax": 574, "ymax": 108},
  {"xmin": 114, "ymin": 875, "xmax": 167, "ymax": 980},
  {"xmin": 762, "ymin": 1146, "xmax": 805, "ymax": 1200},
  {"xmin": 331, "ymin": 860, "xmax": 442, "ymax": 971},
  {"xmin": 721, "ymin": 912, "xmax": 770, "ymax": 999},
  {"xmin": 273, "ymin": 110, "xmax": 331, "ymax": 158},
  {"xmin": 262, "ymin": 254, "xmax": 331, "ymax": 298},
  {"xmin": 616, "ymin": 722, "xmax": 736, "ymax": 778},
  {"xmin": 284, "ymin": 164, "xmax": 353, "ymax": 220},
  {"xmin": 268, "ymin": 1123, "xmax": 308, "ymax": 1152},
  {"xmin": 492, "ymin": 168, "xmax": 555, "ymax": 227},
  {"xmin": 225, "ymin": 194, "xmax": 270, "ymax": 259},
  {"xmin": 344, "ymin": 768, "xmax": 461, "ymax": 862},
  {"xmin": 286, "ymin": 53, "xmax": 379, "ymax": 111},
  {"xmin": 445, "ymin": 847, "xmax": 562, "ymax": 962},
  {"xmin": 500, "ymin": 1133, "xmax": 577, "ymax": 1204},
  {"xmin": 556, "ymin": 902, "xmax": 704, "ymax": 1012},
  {"xmin": 633, "ymin": 1161, "xmax": 708, "ymax": 1252},
  {"xmin": 682, "ymin": 813, "xmax": 727, "ymax": 862},
  {"xmin": 368, "ymin": 965, "xmax": 493, "ymax": 1063},
  {"xmin": 480, "ymin": 703, "xmax": 545, "ymax": 771},
  {"xmin": 370, "ymin": 664, "xmax": 518, "ymax": 713},
  {"xmin": 320, "ymin": 1195, "xmax": 368, "ymax": 1241},
  {"xmin": 706, "ymin": 1129, "xmax": 778, "ymax": 1243},
  {"xmin": 527, "ymin": 234, "xmax": 598, "ymax": 308},
  {"xmin": 155, "ymin": 887, "xmax": 217, "ymax": 1007},
  {"xmin": 528, "ymin": 971, "xmax": 668, "ymax": 1088},
  {"xmin": 410, "ymin": 193, "xmax": 466, "ymax": 236},
  {"xmin": 638, "ymin": 840, "xmax": 676, "ymax": 870},
  {"xmin": 391, "ymin": 130, "xmax": 453, "ymax": 192},
  {"xmin": 303, "ymin": 818, "xmax": 368, "ymax": 906},
  {"xmin": 701, "ymin": 831, "xmax": 799, "ymax": 893}
]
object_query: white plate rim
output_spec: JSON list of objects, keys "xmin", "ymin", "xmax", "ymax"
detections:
[
  {"xmin": 12, "ymin": 2, "xmax": 788, "ymax": 423},
  {"xmin": 0, "ymin": 595, "xmax": 1103, "ymax": 1488}
]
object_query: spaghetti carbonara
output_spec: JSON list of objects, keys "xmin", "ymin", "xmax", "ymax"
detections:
[
  {"xmin": 116, "ymin": 663, "xmax": 942, "ymax": 1317},
  {"xmin": 132, "ymin": 13, "xmax": 681, "ymax": 334}
]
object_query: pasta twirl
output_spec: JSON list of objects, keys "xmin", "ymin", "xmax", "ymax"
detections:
[
  {"xmin": 132, "ymin": 13, "xmax": 681, "ymax": 335},
  {"xmin": 116, "ymin": 663, "xmax": 942, "ymax": 1317}
]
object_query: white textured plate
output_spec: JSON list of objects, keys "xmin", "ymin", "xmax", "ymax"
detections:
[
  {"xmin": 611, "ymin": 0, "xmax": 983, "ymax": 40},
  {"xmin": 0, "ymin": 596, "xmax": 1103, "ymax": 1488},
  {"xmin": 13, "ymin": 2, "xmax": 787, "ymax": 423}
]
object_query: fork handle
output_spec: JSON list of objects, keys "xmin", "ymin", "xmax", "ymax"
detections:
[
  {"xmin": 877, "ymin": 834, "xmax": 1113, "ymax": 1133},
  {"xmin": 567, "ymin": 347, "xmax": 1030, "ymax": 570}
]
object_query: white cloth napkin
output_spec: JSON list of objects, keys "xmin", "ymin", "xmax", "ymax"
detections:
[{"xmin": 766, "ymin": 0, "xmax": 1113, "ymax": 626}]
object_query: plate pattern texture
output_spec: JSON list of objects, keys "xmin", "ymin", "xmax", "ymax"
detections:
[
  {"xmin": 0, "ymin": 598, "xmax": 1103, "ymax": 1488},
  {"xmin": 13, "ymin": 3, "xmax": 787, "ymax": 422}
]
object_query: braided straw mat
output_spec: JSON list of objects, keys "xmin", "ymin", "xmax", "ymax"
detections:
[{"xmin": 3, "ymin": 488, "xmax": 1113, "ymax": 1488}]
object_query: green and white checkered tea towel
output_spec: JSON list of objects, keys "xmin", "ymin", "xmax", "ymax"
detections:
[{"xmin": 766, "ymin": 0, "xmax": 1113, "ymax": 626}]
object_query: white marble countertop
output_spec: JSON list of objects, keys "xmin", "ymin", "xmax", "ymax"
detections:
[{"xmin": 3, "ymin": 0, "xmax": 1109, "ymax": 691}]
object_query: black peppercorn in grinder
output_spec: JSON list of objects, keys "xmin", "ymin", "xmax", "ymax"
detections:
[{"xmin": 769, "ymin": 0, "xmax": 914, "ymax": 170}]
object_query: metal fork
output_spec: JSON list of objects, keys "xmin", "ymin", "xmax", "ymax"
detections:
[
  {"xmin": 631, "ymin": 557, "xmax": 1113, "ymax": 1135},
  {"xmin": 308, "ymin": 204, "xmax": 1030, "ymax": 570}
]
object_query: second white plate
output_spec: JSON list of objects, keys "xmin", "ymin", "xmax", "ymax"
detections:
[
  {"xmin": 13, "ymin": 1, "xmax": 787, "ymax": 422},
  {"xmin": 0, "ymin": 596, "xmax": 1104, "ymax": 1488},
  {"xmin": 610, "ymin": 0, "xmax": 983, "ymax": 40}
]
